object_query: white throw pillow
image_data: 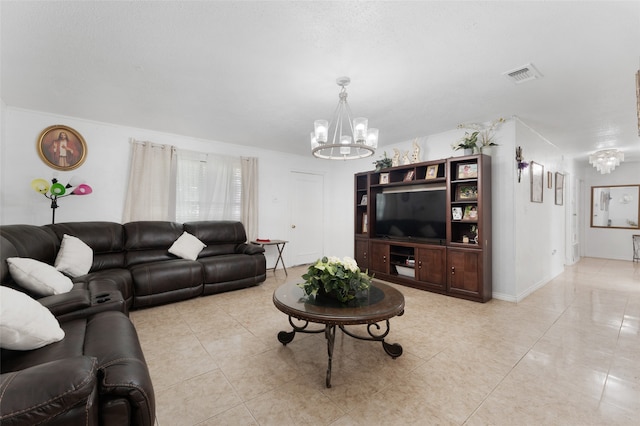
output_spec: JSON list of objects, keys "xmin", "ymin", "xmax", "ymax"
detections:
[
  {"xmin": 0, "ymin": 287, "xmax": 65, "ymax": 350},
  {"xmin": 54, "ymin": 234, "xmax": 93, "ymax": 277},
  {"xmin": 168, "ymin": 232, "xmax": 206, "ymax": 260},
  {"xmin": 7, "ymin": 257, "xmax": 74, "ymax": 296}
]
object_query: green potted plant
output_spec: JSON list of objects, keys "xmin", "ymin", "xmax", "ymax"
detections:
[
  {"xmin": 452, "ymin": 131, "xmax": 479, "ymax": 155},
  {"xmin": 373, "ymin": 152, "xmax": 393, "ymax": 171},
  {"xmin": 457, "ymin": 117, "xmax": 505, "ymax": 155},
  {"xmin": 299, "ymin": 256, "xmax": 372, "ymax": 303}
]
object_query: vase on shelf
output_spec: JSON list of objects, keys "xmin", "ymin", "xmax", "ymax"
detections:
[
  {"xmin": 463, "ymin": 148, "xmax": 473, "ymax": 155},
  {"xmin": 481, "ymin": 146, "xmax": 492, "ymax": 156}
]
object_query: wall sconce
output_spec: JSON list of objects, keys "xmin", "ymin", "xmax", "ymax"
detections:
[
  {"xmin": 515, "ymin": 146, "xmax": 529, "ymax": 183},
  {"xmin": 31, "ymin": 176, "xmax": 92, "ymax": 224}
]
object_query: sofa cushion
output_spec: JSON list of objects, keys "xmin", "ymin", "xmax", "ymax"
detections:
[
  {"xmin": 0, "ymin": 356, "xmax": 98, "ymax": 425},
  {"xmin": 129, "ymin": 259, "xmax": 203, "ymax": 308},
  {"xmin": 124, "ymin": 221, "xmax": 184, "ymax": 266},
  {"xmin": 0, "ymin": 287, "xmax": 65, "ymax": 350},
  {"xmin": 168, "ymin": 231, "xmax": 206, "ymax": 260},
  {"xmin": 48, "ymin": 222, "xmax": 127, "ymax": 271},
  {"xmin": 200, "ymin": 253, "xmax": 265, "ymax": 285},
  {"xmin": 184, "ymin": 221, "xmax": 247, "ymax": 256},
  {"xmin": 55, "ymin": 234, "xmax": 93, "ymax": 277},
  {"xmin": 1, "ymin": 311, "xmax": 155, "ymax": 426},
  {"xmin": 0, "ymin": 224, "xmax": 59, "ymax": 267},
  {"xmin": 6, "ymin": 257, "xmax": 74, "ymax": 296}
]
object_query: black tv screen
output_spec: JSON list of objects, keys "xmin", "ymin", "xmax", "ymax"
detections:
[{"xmin": 375, "ymin": 190, "xmax": 446, "ymax": 241}]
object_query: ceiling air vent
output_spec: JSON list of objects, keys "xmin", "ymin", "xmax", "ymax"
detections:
[{"xmin": 503, "ymin": 63, "xmax": 543, "ymax": 84}]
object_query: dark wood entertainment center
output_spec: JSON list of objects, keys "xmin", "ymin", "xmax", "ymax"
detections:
[{"xmin": 354, "ymin": 154, "xmax": 492, "ymax": 302}]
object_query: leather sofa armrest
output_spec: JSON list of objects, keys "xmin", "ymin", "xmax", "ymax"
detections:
[
  {"xmin": 0, "ymin": 356, "xmax": 98, "ymax": 425},
  {"xmin": 237, "ymin": 243, "xmax": 265, "ymax": 255},
  {"xmin": 39, "ymin": 289, "xmax": 91, "ymax": 318}
]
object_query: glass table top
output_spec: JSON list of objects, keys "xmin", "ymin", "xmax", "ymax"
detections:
[{"xmin": 273, "ymin": 281, "xmax": 405, "ymax": 325}]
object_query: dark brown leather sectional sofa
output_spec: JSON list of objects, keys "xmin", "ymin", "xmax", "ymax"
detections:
[{"xmin": 0, "ymin": 220, "xmax": 267, "ymax": 425}]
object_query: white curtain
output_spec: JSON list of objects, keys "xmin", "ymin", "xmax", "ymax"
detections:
[
  {"xmin": 122, "ymin": 140, "xmax": 177, "ymax": 222},
  {"xmin": 175, "ymin": 151, "xmax": 241, "ymax": 222},
  {"xmin": 241, "ymin": 157, "xmax": 259, "ymax": 241}
]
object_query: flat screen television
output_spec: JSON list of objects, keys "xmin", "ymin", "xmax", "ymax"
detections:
[{"xmin": 375, "ymin": 189, "xmax": 446, "ymax": 242}]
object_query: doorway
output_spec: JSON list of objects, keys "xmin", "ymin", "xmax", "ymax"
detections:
[{"xmin": 289, "ymin": 171, "xmax": 324, "ymax": 266}]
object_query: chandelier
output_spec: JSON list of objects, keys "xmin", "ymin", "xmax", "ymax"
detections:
[
  {"xmin": 588, "ymin": 149, "xmax": 624, "ymax": 174},
  {"xmin": 310, "ymin": 77, "xmax": 378, "ymax": 160}
]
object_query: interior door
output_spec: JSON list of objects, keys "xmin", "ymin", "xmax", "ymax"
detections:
[{"xmin": 289, "ymin": 171, "xmax": 324, "ymax": 266}]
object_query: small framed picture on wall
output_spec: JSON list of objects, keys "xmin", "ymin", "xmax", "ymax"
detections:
[
  {"xmin": 530, "ymin": 161, "xmax": 544, "ymax": 203},
  {"xmin": 555, "ymin": 172, "xmax": 564, "ymax": 205}
]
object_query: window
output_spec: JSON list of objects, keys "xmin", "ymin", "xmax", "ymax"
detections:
[{"xmin": 175, "ymin": 151, "xmax": 242, "ymax": 222}]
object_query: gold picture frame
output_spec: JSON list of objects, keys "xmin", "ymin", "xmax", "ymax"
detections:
[
  {"xmin": 425, "ymin": 164, "xmax": 439, "ymax": 180},
  {"xmin": 37, "ymin": 125, "xmax": 87, "ymax": 171}
]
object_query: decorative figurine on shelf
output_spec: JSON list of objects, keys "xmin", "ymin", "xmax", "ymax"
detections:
[
  {"xmin": 392, "ymin": 148, "xmax": 400, "ymax": 167},
  {"xmin": 31, "ymin": 176, "xmax": 93, "ymax": 224},
  {"xmin": 411, "ymin": 139, "xmax": 421, "ymax": 163},
  {"xmin": 401, "ymin": 151, "xmax": 411, "ymax": 165}
]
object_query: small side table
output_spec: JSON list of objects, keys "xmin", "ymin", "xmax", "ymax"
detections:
[
  {"xmin": 633, "ymin": 235, "xmax": 640, "ymax": 262},
  {"xmin": 251, "ymin": 240, "xmax": 288, "ymax": 275}
]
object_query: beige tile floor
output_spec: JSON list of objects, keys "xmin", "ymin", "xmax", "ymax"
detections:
[{"xmin": 130, "ymin": 257, "xmax": 640, "ymax": 425}]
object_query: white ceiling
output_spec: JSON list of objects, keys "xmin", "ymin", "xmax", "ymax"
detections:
[{"xmin": 2, "ymin": 1, "xmax": 639, "ymax": 163}]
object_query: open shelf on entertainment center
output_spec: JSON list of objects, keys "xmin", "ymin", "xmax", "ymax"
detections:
[{"xmin": 354, "ymin": 155, "xmax": 492, "ymax": 302}]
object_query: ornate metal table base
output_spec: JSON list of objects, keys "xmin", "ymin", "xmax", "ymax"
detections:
[{"xmin": 277, "ymin": 313, "xmax": 404, "ymax": 388}]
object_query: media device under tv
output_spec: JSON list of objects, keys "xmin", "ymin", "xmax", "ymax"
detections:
[{"xmin": 375, "ymin": 189, "xmax": 447, "ymax": 243}]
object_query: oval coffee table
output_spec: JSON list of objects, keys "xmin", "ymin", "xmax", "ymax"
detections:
[{"xmin": 273, "ymin": 281, "xmax": 405, "ymax": 388}]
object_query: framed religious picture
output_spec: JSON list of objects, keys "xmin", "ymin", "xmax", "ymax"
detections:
[
  {"xmin": 457, "ymin": 163, "xmax": 478, "ymax": 179},
  {"xmin": 37, "ymin": 125, "xmax": 87, "ymax": 171},
  {"xmin": 555, "ymin": 172, "xmax": 564, "ymax": 205},
  {"xmin": 530, "ymin": 161, "xmax": 544, "ymax": 203},
  {"xmin": 425, "ymin": 164, "xmax": 439, "ymax": 180},
  {"xmin": 379, "ymin": 173, "xmax": 390, "ymax": 184}
]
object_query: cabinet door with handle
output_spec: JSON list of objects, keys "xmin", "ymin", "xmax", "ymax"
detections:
[
  {"xmin": 354, "ymin": 239, "xmax": 369, "ymax": 270},
  {"xmin": 447, "ymin": 248, "xmax": 482, "ymax": 298},
  {"xmin": 416, "ymin": 246, "xmax": 446, "ymax": 289},
  {"xmin": 369, "ymin": 241, "xmax": 390, "ymax": 274}
]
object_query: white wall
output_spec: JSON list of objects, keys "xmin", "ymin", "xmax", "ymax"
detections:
[
  {"xmin": 1, "ymin": 108, "xmax": 591, "ymax": 302},
  {"xmin": 583, "ymin": 160, "xmax": 640, "ymax": 261},
  {"xmin": 512, "ymin": 120, "xmax": 567, "ymax": 301},
  {"xmin": 0, "ymin": 107, "xmax": 358, "ymax": 269},
  {"xmin": 372, "ymin": 121, "xmax": 520, "ymax": 301}
]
